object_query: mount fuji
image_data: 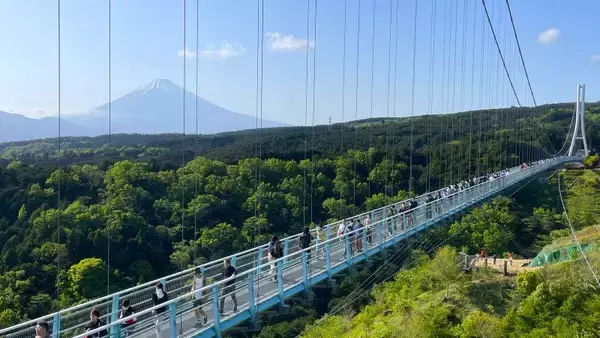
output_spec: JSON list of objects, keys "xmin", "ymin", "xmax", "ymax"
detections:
[{"xmin": 69, "ymin": 79, "xmax": 286, "ymax": 135}]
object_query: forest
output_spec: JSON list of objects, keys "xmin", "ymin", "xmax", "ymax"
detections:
[
  {"xmin": 0, "ymin": 102, "xmax": 598, "ymax": 330},
  {"xmin": 301, "ymin": 170, "xmax": 600, "ymax": 338}
]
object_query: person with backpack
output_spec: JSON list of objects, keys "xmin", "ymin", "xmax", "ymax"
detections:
[
  {"xmin": 268, "ymin": 236, "xmax": 281, "ymax": 282},
  {"xmin": 299, "ymin": 227, "xmax": 313, "ymax": 265},
  {"xmin": 84, "ymin": 308, "xmax": 107, "ymax": 338},
  {"xmin": 119, "ymin": 299, "xmax": 136, "ymax": 337},
  {"xmin": 151, "ymin": 282, "xmax": 168, "ymax": 337}
]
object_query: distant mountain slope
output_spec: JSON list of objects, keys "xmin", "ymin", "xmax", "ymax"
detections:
[
  {"xmin": 0, "ymin": 111, "xmax": 101, "ymax": 142},
  {"xmin": 69, "ymin": 79, "xmax": 286, "ymax": 134}
]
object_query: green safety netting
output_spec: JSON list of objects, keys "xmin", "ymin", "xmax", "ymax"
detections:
[{"xmin": 529, "ymin": 243, "xmax": 595, "ymax": 267}]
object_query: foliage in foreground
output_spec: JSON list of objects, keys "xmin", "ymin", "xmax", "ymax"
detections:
[{"xmin": 302, "ymin": 245, "xmax": 600, "ymax": 338}]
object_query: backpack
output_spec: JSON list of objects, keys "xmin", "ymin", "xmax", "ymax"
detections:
[{"xmin": 300, "ymin": 233, "xmax": 311, "ymax": 249}]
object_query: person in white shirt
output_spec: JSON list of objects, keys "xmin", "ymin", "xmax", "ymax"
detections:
[
  {"xmin": 364, "ymin": 215, "xmax": 372, "ymax": 245},
  {"xmin": 191, "ymin": 268, "xmax": 208, "ymax": 327}
]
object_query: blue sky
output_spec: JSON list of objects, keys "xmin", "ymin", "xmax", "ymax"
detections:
[{"xmin": 0, "ymin": 0, "xmax": 599, "ymax": 126}]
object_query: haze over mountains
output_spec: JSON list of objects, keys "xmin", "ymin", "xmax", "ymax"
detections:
[{"xmin": 0, "ymin": 79, "xmax": 286, "ymax": 142}]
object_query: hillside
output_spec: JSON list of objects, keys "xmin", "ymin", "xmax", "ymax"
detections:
[
  {"xmin": 301, "ymin": 171, "xmax": 600, "ymax": 338},
  {"xmin": 302, "ymin": 243, "xmax": 600, "ymax": 337},
  {"xmin": 2, "ymin": 102, "xmax": 597, "ymax": 168}
]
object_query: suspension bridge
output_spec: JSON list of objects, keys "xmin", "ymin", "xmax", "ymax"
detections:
[
  {"xmin": 0, "ymin": 0, "xmax": 593, "ymax": 337},
  {"xmin": 0, "ymin": 156, "xmax": 582, "ymax": 338}
]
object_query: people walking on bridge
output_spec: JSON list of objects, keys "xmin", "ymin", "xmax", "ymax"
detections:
[
  {"xmin": 508, "ymin": 253, "xmax": 513, "ymax": 266},
  {"xmin": 346, "ymin": 220, "xmax": 355, "ymax": 256},
  {"xmin": 191, "ymin": 268, "xmax": 208, "ymax": 327},
  {"xmin": 338, "ymin": 220, "xmax": 348, "ymax": 255},
  {"xmin": 492, "ymin": 255, "xmax": 497, "ymax": 266},
  {"xmin": 220, "ymin": 258, "xmax": 238, "ymax": 315},
  {"xmin": 425, "ymin": 194, "xmax": 433, "ymax": 220},
  {"xmin": 268, "ymin": 236, "xmax": 283, "ymax": 282},
  {"xmin": 118, "ymin": 299, "xmax": 136, "ymax": 337},
  {"xmin": 316, "ymin": 224, "xmax": 326, "ymax": 259},
  {"xmin": 364, "ymin": 215, "xmax": 372, "ymax": 245},
  {"xmin": 84, "ymin": 308, "xmax": 107, "ymax": 338},
  {"xmin": 299, "ymin": 227, "xmax": 313, "ymax": 265},
  {"xmin": 387, "ymin": 205, "xmax": 397, "ymax": 236},
  {"xmin": 354, "ymin": 218, "xmax": 364, "ymax": 252},
  {"xmin": 151, "ymin": 282, "xmax": 169, "ymax": 337},
  {"xmin": 35, "ymin": 321, "xmax": 51, "ymax": 338}
]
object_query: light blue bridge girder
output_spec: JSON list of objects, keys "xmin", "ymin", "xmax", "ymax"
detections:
[{"xmin": 0, "ymin": 157, "xmax": 577, "ymax": 338}]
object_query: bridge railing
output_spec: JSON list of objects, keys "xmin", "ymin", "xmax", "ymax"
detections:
[
  {"xmin": 0, "ymin": 157, "xmax": 573, "ymax": 338},
  {"xmin": 0, "ymin": 175, "xmax": 453, "ymax": 337}
]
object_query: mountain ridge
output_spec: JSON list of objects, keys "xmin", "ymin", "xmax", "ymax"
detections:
[{"xmin": 0, "ymin": 78, "xmax": 287, "ymax": 142}]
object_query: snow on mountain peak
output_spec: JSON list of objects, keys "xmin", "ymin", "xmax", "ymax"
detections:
[{"xmin": 129, "ymin": 78, "xmax": 179, "ymax": 96}]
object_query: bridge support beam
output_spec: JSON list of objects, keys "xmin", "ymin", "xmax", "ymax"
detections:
[
  {"xmin": 51, "ymin": 313, "xmax": 60, "ymax": 338},
  {"xmin": 247, "ymin": 279, "xmax": 261, "ymax": 332},
  {"xmin": 110, "ymin": 294, "xmax": 120, "ymax": 338}
]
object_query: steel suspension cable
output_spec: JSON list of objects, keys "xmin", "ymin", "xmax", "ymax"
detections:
[
  {"xmin": 253, "ymin": 0, "xmax": 265, "ymax": 299},
  {"xmin": 408, "ymin": 0, "xmax": 418, "ymax": 192},
  {"xmin": 339, "ymin": 0, "xmax": 347, "ymax": 217},
  {"xmin": 476, "ymin": 2, "xmax": 485, "ymax": 177},
  {"xmin": 558, "ymin": 175, "xmax": 600, "ymax": 288},
  {"xmin": 450, "ymin": 0, "xmax": 457, "ymax": 184},
  {"xmin": 352, "ymin": 0, "xmax": 361, "ymax": 213},
  {"xmin": 181, "ymin": 0, "xmax": 187, "ymax": 263},
  {"xmin": 107, "ymin": 0, "xmax": 112, "ymax": 297},
  {"xmin": 481, "ymin": 0, "xmax": 521, "ymax": 107},
  {"xmin": 458, "ymin": 0, "xmax": 467, "ymax": 183},
  {"xmin": 56, "ymin": 0, "xmax": 62, "ymax": 301},
  {"xmin": 384, "ymin": 0, "xmax": 393, "ymax": 196},
  {"xmin": 310, "ymin": 0, "xmax": 318, "ymax": 223},
  {"xmin": 506, "ymin": 0, "xmax": 564, "ymax": 157},
  {"xmin": 303, "ymin": 0, "xmax": 311, "ymax": 228},
  {"xmin": 468, "ymin": 0, "xmax": 477, "ymax": 179},
  {"xmin": 391, "ymin": 0, "xmax": 399, "ymax": 196},
  {"xmin": 426, "ymin": 0, "xmax": 437, "ymax": 192},
  {"xmin": 439, "ymin": 0, "xmax": 448, "ymax": 187},
  {"xmin": 367, "ymin": 0, "xmax": 376, "ymax": 197},
  {"xmin": 193, "ymin": 0, "xmax": 199, "ymax": 264}
]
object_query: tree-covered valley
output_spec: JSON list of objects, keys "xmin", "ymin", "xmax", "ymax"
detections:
[{"xmin": 0, "ymin": 102, "xmax": 598, "ymax": 332}]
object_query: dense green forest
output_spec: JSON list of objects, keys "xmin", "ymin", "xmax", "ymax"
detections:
[
  {"xmin": 301, "ymin": 170, "xmax": 600, "ymax": 338},
  {"xmin": 0, "ymin": 102, "xmax": 597, "ymax": 329}
]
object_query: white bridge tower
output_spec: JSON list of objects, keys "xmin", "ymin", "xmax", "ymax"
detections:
[{"xmin": 568, "ymin": 84, "xmax": 590, "ymax": 157}]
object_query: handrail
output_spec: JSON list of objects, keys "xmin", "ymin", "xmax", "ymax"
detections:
[{"xmin": 0, "ymin": 156, "xmax": 575, "ymax": 336}]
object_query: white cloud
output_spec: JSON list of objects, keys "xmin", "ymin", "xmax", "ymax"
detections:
[
  {"xmin": 591, "ymin": 55, "xmax": 600, "ymax": 64},
  {"xmin": 266, "ymin": 32, "xmax": 314, "ymax": 52},
  {"xmin": 177, "ymin": 49, "xmax": 197, "ymax": 59},
  {"xmin": 199, "ymin": 42, "xmax": 246, "ymax": 60},
  {"xmin": 537, "ymin": 28, "xmax": 560, "ymax": 44}
]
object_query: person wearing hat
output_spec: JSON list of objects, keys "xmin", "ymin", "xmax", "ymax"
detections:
[{"xmin": 191, "ymin": 267, "xmax": 208, "ymax": 327}]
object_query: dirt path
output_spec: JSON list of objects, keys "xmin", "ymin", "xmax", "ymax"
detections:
[{"xmin": 472, "ymin": 258, "xmax": 537, "ymax": 274}]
